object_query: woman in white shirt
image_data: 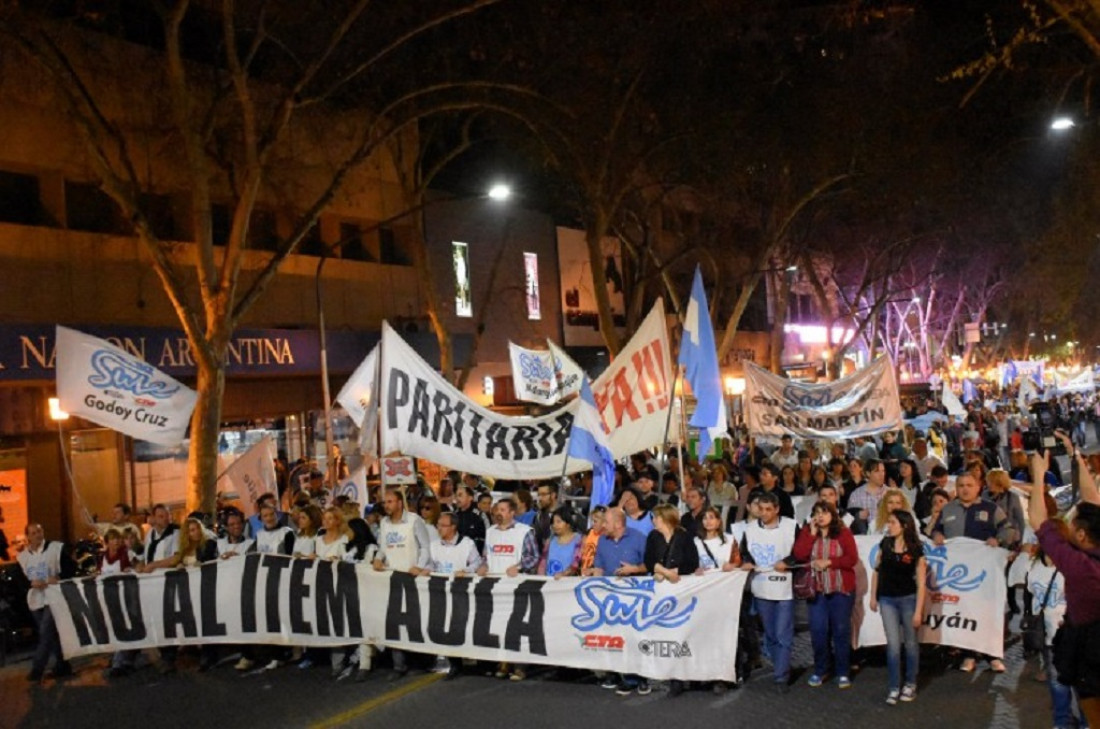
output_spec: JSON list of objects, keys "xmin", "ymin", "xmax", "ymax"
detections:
[
  {"xmin": 293, "ymin": 504, "xmax": 322, "ymax": 558},
  {"xmin": 695, "ymin": 507, "xmax": 742, "ymax": 573}
]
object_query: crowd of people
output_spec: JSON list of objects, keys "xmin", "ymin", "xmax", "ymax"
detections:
[{"xmin": 9, "ymin": 393, "xmax": 1100, "ymax": 725}]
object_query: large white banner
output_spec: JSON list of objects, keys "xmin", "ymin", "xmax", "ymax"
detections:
[
  {"xmin": 591, "ymin": 299, "xmax": 676, "ymax": 457},
  {"xmin": 45, "ymin": 558, "xmax": 746, "ymax": 681},
  {"xmin": 218, "ymin": 436, "xmax": 277, "ymax": 515},
  {"xmin": 380, "ymin": 323, "xmax": 584, "ymax": 480},
  {"xmin": 508, "ymin": 341, "xmax": 584, "ymax": 405},
  {"xmin": 55, "ymin": 325, "xmax": 198, "ymax": 446},
  {"xmin": 743, "ymin": 357, "xmax": 903, "ymax": 439},
  {"xmin": 853, "ymin": 535, "xmax": 1007, "ymax": 657}
]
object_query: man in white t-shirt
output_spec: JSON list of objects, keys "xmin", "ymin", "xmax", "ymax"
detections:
[
  {"xmin": 770, "ymin": 435, "xmax": 800, "ymax": 470},
  {"xmin": 477, "ymin": 498, "xmax": 537, "ymax": 681},
  {"xmin": 373, "ymin": 487, "xmax": 432, "ymax": 679},
  {"xmin": 912, "ymin": 438, "xmax": 946, "ymax": 482},
  {"xmin": 18, "ymin": 523, "xmax": 76, "ymax": 682},
  {"xmin": 740, "ymin": 491, "xmax": 798, "ymax": 692},
  {"xmin": 427, "ymin": 512, "xmax": 483, "ymax": 680}
]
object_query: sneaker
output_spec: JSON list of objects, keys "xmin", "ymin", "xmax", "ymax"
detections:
[
  {"xmin": 837, "ymin": 676, "xmax": 852, "ymax": 690},
  {"xmin": 636, "ymin": 679, "xmax": 651, "ymax": 695},
  {"xmin": 297, "ymin": 658, "xmax": 314, "ymax": 670},
  {"xmin": 807, "ymin": 674, "xmax": 825, "ymax": 688},
  {"xmin": 959, "ymin": 658, "xmax": 976, "ymax": 673},
  {"xmin": 990, "ymin": 659, "xmax": 1006, "ymax": 673},
  {"xmin": 263, "ymin": 660, "xmax": 281, "ymax": 671},
  {"xmin": 900, "ymin": 684, "xmax": 916, "ymax": 702},
  {"xmin": 615, "ymin": 681, "xmax": 637, "ymax": 696},
  {"xmin": 235, "ymin": 657, "xmax": 255, "ymax": 671},
  {"xmin": 335, "ymin": 664, "xmax": 356, "ymax": 681},
  {"xmin": 509, "ymin": 669, "xmax": 526, "ymax": 682},
  {"xmin": 886, "ymin": 689, "xmax": 900, "ymax": 705},
  {"xmin": 600, "ymin": 676, "xmax": 620, "ymax": 690}
]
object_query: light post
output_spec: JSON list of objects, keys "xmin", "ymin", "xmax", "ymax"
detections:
[{"xmin": 315, "ymin": 184, "xmax": 512, "ymax": 487}]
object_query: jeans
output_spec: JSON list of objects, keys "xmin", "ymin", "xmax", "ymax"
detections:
[
  {"xmin": 878, "ymin": 594, "xmax": 918, "ymax": 690},
  {"xmin": 754, "ymin": 597, "xmax": 794, "ymax": 683},
  {"xmin": 30, "ymin": 608, "xmax": 64, "ymax": 674},
  {"xmin": 808, "ymin": 591, "xmax": 854, "ymax": 678},
  {"xmin": 1045, "ymin": 647, "xmax": 1086, "ymax": 728}
]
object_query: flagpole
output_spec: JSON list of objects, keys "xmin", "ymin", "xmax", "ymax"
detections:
[
  {"xmin": 55, "ymin": 422, "xmax": 96, "ymax": 533},
  {"xmin": 658, "ymin": 365, "xmax": 684, "ymax": 489},
  {"xmin": 677, "ymin": 366, "xmax": 688, "ymax": 504}
]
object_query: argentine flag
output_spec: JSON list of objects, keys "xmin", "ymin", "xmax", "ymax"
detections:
[
  {"xmin": 679, "ymin": 266, "xmax": 728, "ymax": 459},
  {"xmin": 568, "ymin": 378, "xmax": 616, "ymax": 509}
]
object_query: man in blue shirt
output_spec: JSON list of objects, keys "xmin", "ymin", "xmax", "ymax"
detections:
[
  {"xmin": 582, "ymin": 507, "xmax": 650, "ymax": 696},
  {"xmin": 585, "ymin": 507, "xmax": 647, "ymax": 577}
]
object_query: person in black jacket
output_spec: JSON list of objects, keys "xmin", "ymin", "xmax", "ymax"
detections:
[
  {"xmin": 645, "ymin": 503, "xmax": 700, "ymax": 697},
  {"xmin": 453, "ymin": 485, "xmax": 486, "ymax": 553}
]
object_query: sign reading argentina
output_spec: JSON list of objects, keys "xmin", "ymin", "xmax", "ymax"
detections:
[
  {"xmin": 380, "ymin": 323, "xmax": 582, "ymax": 480},
  {"xmin": 852, "ymin": 536, "xmax": 1007, "ymax": 657},
  {"xmin": 56, "ymin": 326, "xmax": 198, "ymax": 446},
  {"xmin": 743, "ymin": 357, "xmax": 903, "ymax": 439},
  {"xmin": 45, "ymin": 558, "xmax": 746, "ymax": 681}
]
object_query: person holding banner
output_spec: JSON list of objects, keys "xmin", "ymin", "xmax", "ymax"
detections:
[
  {"xmin": 538, "ymin": 507, "xmax": 582, "ymax": 578},
  {"xmin": 18, "ymin": 523, "xmax": 76, "ymax": 682},
  {"xmin": 740, "ymin": 490, "xmax": 798, "ymax": 693},
  {"xmin": 869, "ymin": 510, "xmax": 927, "ymax": 705},
  {"xmin": 453, "ymin": 485, "xmax": 487, "ymax": 553},
  {"xmin": 792, "ymin": 501, "xmax": 859, "ymax": 690},
  {"xmin": 216, "ymin": 509, "xmax": 254, "ymax": 558},
  {"xmin": 373, "ymin": 487, "xmax": 432, "ymax": 680},
  {"xmin": 426, "ymin": 511, "xmax": 483, "ymax": 680},
  {"xmin": 143, "ymin": 504, "xmax": 180, "ymax": 565},
  {"xmin": 477, "ymin": 497, "xmax": 537, "ymax": 682}
]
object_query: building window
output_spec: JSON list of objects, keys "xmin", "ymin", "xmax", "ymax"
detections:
[
  {"xmin": 0, "ymin": 170, "xmax": 47, "ymax": 226},
  {"xmin": 138, "ymin": 192, "xmax": 182, "ymax": 241},
  {"xmin": 296, "ymin": 218, "xmax": 323, "ymax": 256},
  {"xmin": 211, "ymin": 203, "xmax": 231, "ymax": 245},
  {"xmin": 453, "ymin": 241, "xmax": 472, "ymax": 317},
  {"xmin": 340, "ymin": 222, "xmax": 374, "ymax": 262},
  {"xmin": 251, "ymin": 208, "xmax": 280, "ymax": 252},
  {"xmin": 524, "ymin": 252, "xmax": 541, "ymax": 320},
  {"xmin": 65, "ymin": 181, "xmax": 131, "ymax": 235}
]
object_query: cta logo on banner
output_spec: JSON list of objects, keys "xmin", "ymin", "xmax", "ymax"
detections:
[
  {"xmin": 743, "ymin": 357, "xmax": 903, "ymax": 439},
  {"xmin": 381, "ymin": 456, "xmax": 416, "ymax": 486},
  {"xmin": 45, "ymin": 557, "xmax": 747, "ymax": 682},
  {"xmin": 55, "ymin": 326, "xmax": 198, "ymax": 446},
  {"xmin": 590, "ymin": 299, "xmax": 675, "ymax": 458},
  {"xmin": 853, "ymin": 535, "xmax": 1007, "ymax": 657}
]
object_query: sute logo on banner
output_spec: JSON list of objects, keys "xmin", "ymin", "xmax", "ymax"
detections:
[
  {"xmin": 88, "ymin": 350, "xmax": 181, "ymax": 399},
  {"xmin": 571, "ymin": 577, "xmax": 697, "ymax": 632}
]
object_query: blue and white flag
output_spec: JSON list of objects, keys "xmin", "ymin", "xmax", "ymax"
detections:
[
  {"xmin": 961, "ymin": 378, "xmax": 977, "ymax": 404},
  {"xmin": 567, "ymin": 378, "xmax": 616, "ymax": 509},
  {"xmin": 56, "ymin": 325, "xmax": 198, "ymax": 446},
  {"xmin": 679, "ymin": 266, "xmax": 728, "ymax": 459}
]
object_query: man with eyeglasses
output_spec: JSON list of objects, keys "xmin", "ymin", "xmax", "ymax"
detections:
[{"xmin": 532, "ymin": 482, "xmax": 558, "ymax": 551}]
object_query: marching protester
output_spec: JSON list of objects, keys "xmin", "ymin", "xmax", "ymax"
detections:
[
  {"xmin": 792, "ymin": 501, "xmax": 859, "ymax": 690},
  {"xmin": 293, "ymin": 504, "xmax": 322, "ymax": 558},
  {"xmin": 848, "ymin": 459, "xmax": 889, "ymax": 535},
  {"xmin": 645, "ymin": 504, "xmax": 700, "ymax": 697},
  {"xmin": 317, "ymin": 506, "xmax": 372, "ymax": 682},
  {"xmin": 869, "ymin": 509, "xmax": 927, "ymax": 705},
  {"xmin": 740, "ymin": 490, "xmax": 798, "ymax": 693},
  {"xmin": 478, "ymin": 497, "xmax": 537, "ymax": 681},
  {"xmin": 142, "ymin": 517, "xmax": 219, "ymax": 673},
  {"xmin": 254, "ymin": 502, "xmax": 297, "ymax": 556},
  {"xmin": 871, "ymin": 489, "xmax": 914, "ymax": 536},
  {"xmin": 618, "ymin": 487, "xmax": 654, "ymax": 536},
  {"xmin": 373, "ymin": 487, "xmax": 432, "ymax": 679},
  {"xmin": 427, "ymin": 511, "xmax": 483, "ymax": 679},
  {"xmin": 578, "ymin": 505, "xmax": 607, "ymax": 573},
  {"xmin": 752, "ymin": 464, "xmax": 795, "ymax": 520},
  {"xmin": 143, "ymin": 503, "xmax": 179, "ymax": 565},
  {"xmin": 538, "ymin": 506, "xmax": 582, "ymax": 578},
  {"xmin": 97, "ymin": 527, "xmax": 141, "ymax": 678},
  {"xmin": 695, "ymin": 506, "xmax": 742, "ymax": 573},
  {"xmin": 532, "ymin": 483, "xmax": 558, "ymax": 551},
  {"xmin": 216, "ymin": 508, "xmax": 254, "ymax": 557},
  {"xmin": 453, "ymin": 484, "xmax": 487, "ymax": 553},
  {"xmin": 932, "ymin": 470, "xmax": 1016, "ymax": 672},
  {"xmin": 1028, "ymin": 450, "xmax": 1100, "ymax": 727},
  {"xmin": 584, "ymin": 507, "xmax": 649, "ymax": 695},
  {"xmin": 18, "ymin": 523, "xmax": 76, "ymax": 682}
]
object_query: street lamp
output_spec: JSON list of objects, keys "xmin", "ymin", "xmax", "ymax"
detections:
[
  {"xmin": 487, "ymin": 183, "xmax": 512, "ymax": 201},
  {"xmin": 1051, "ymin": 117, "xmax": 1075, "ymax": 131},
  {"xmin": 48, "ymin": 397, "xmax": 69, "ymax": 421}
]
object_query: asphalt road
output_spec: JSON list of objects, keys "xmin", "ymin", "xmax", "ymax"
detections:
[{"xmin": 0, "ymin": 625, "xmax": 1055, "ymax": 729}]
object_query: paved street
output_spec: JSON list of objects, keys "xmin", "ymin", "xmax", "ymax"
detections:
[{"xmin": 0, "ymin": 624, "xmax": 1054, "ymax": 729}]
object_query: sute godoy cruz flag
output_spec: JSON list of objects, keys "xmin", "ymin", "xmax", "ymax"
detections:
[
  {"xmin": 56, "ymin": 325, "xmax": 198, "ymax": 446},
  {"xmin": 678, "ymin": 266, "xmax": 727, "ymax": 459},
  {"xmin": 567, "ymin": 378, "xmax": 616, "ymax": 509}
]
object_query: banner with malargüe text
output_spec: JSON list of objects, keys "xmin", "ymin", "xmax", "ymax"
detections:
[
  {"xmin": 852, "ymin": 535, "xmax": 1007, "ymax": 658},
  {"xmin": 56, "ymin": 325, "xmax": 198, "ymax": 446},
  {"xmin": 380, "ymin": 323, "xmax": 584, "ymax": 480},
  {"xmin": 45, "ymin": 557, "xmax": 746, "ymax": 682},
  {"xmin": 743, "ymin": 357, "xmax": 903, "ymax": 439},
  {"xmin": 590, "ymin": 299, "xmax": 676, "ymax": 457}
]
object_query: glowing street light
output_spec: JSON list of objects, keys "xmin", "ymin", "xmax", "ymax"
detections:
[
  {"xmin": 1051, "ymin": 117, "xmax": 1076, "ymax": 131},
  {"xmin": 487, "ymin": 183, "xmax": 512, "ymax": 201},
  {"xmin": 48, "ymin": 397, "xmax": 69, "ymax": 421}
]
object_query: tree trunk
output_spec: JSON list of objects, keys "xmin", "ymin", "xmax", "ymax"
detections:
[
  {"xmin": 187, "ymin": 357, "xmax": 225, "ymax": 515},
  {"xmin": 769, "ymin": 272, "xmax": 791, "ymax": 374},
  {"xmin": 586, "ymin": 214, "xmax": 622, "ymax": 356}
]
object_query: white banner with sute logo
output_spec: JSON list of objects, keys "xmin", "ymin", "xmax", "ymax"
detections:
[
  {"xmin": 45, "ymin": 557, "xmax": 747, "ymax": 682},
  {"xmin": 852, "ymin": 535, "xmax": 1008, "ymax": 658},
  {"xmin": 743, "ymin": 357, "xmax": 903, "ymax": 439},
  {"xmin": 55, "ymin": 325, "xmax": 198, "ymax": 446}
]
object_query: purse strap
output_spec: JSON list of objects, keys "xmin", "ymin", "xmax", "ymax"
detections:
[{"xmin": 1035, "ymin": 568, "xmax": 1060, "ymax": 616}]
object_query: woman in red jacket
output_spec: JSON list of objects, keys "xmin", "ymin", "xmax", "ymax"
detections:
[{"xmin": 792, "ymin": 500, "xmax": 859, "ymax": 689}]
